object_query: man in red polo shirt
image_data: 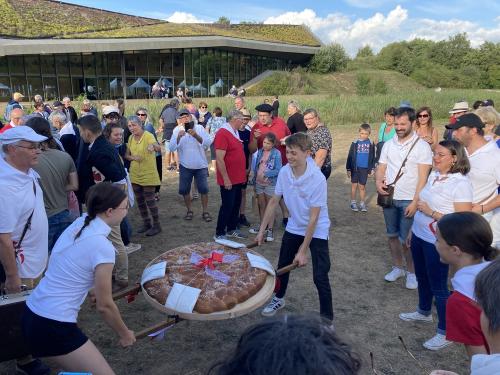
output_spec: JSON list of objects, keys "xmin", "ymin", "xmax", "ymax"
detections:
[
  {"xmin": 249, "ymin": 103, "xmax": 291, "ymax": 226},
  {"xmin": 249, "ymin": 103, "xmax": 290, "ymax": 163},
  {"xmin": 214, "ymin": 110, "xmax": 248, "ymax": 240}
]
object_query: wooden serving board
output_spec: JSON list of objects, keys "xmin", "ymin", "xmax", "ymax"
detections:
[{"xmin": 141, "ymin": 245, "xmax": 275, "ymax": 321}]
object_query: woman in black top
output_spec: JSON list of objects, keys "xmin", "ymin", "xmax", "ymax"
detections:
[{"xmin": 286, "ymin": 100, "xmax": 306, "ymax": 134}]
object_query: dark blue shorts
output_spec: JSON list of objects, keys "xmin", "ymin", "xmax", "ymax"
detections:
[
  {"xmin": 351, "ymin": 168, "xmax": 369, "ymax": 185},
  {"xmin": 178, "ymin": 165, "xmax": 209, "ymax": 195},
  {"xmin": 22, "ymin": 306, "xmax": 88, "ymax": 357}
]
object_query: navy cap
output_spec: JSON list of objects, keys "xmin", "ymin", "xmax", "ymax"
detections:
[
  {"xmin": 445, "ymin": 113, "xmax": 484, "ymax": 130},
  {"xmin": 255, "ymin": 103, "xmax": 273, "ymax": 113}
]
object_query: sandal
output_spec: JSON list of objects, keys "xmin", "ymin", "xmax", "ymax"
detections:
[
  {"xmin": 184, "ymin": 210, "xmax": 194, "ymax": 220},
  {"xmin": 202, "ymin": 212, "xmax": 212, "ymax": 222}
]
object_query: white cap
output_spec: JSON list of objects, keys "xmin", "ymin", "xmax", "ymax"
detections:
[
  {"xmin": 0, "ymin": 126, "xmax": 47, "ymax": 145},
  {"xmin": 102, "ymin": 106, "xmax": 120, "ymax": 116}
]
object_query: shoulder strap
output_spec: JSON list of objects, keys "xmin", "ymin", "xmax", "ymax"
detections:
[
  {"xmin": 15, "ymin": 181, "xmax": 36, "ymax": 251},
  {"xmin": 388, "ymin": 137, "xmax": 420, "ymax": 187}
]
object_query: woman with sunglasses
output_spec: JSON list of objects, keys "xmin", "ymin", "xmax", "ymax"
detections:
[
  {"xmin": 399, "ymin": 140, "xmax": 472, "ymax": 351},
  {"xmin": 136, "ymin": 107, "xmax": 162, "ymax": 201},
  {"xmin": 196, "ymin": 101, "xmax": 212, "ymax": 129},
  {"xmin": 415, "ymin": 107, "xmax": 438, "ymax": 150},
  {"xmin": 23, "ymin": 183, "xmax": 135, "ymax": 375}
]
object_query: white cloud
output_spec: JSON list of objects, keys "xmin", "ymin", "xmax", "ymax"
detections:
[
  {"xmin": 166, "ymin": 11, "xmax": 209, "ymax": 23},
  {"xmin": 264, "ymin": 6, "xmax": 500, "ymax": 56}
]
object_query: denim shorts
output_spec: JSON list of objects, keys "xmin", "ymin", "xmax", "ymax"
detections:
[
  {"xmin": 164, "ymin": 139, "xmax": 171, "ymax": 153},
  {"xmin": 382, "ymin": 199, "xmax": 414, "ymax": 243},
  {"xmin": 255, "ymin": 183, "xmax": 275, "ymax": 196},
  {"xmin": 178, "ymin": 165, "xmax": 209, "ymax": 195},
  {"xmin": 351, "ymin": 168, "xmax": 369, "ymax": 185}
]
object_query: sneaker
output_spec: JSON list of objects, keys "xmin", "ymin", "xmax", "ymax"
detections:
[
  {"xmin": 399, "ymin": 311, "xmax": 433, "ymax": 323},
  {"xmin": 239, "ymin": 214, "xmax": 251, "ymax": 227},
  {"xmin": 266, "ymin": 228, "xmax": 274, "ymax": 242},
  {"xmin": 350, "ymin": 201, "xmax": 359, "ymax": 212},
  {"xmin": 282, "ymin": 218, "xmax": 288, "ymax": 228},
  {"xmin": 405, "ymin": 272, "xmax": 418, "ymax": 289},
  {"xmin": 16, "ymin": 359, "xmax": 50, "ymax": 375},
  {"xmin": 214, "ymin": 234, "xmax": 227, "ymax": 241},
  {"xmin": 248, "ymin": 225, "xmax": 260, "ymax": 234},
  {"xmin": 384, "ymin": 266, "xmax": 405, "ymax": 282},
  {"xmin": 227, "ymin": 230, "xmax": 248, "ymax": 239},
  {"xmin": 192, "ymin": 192, "xmax": 199, "ymax": 200},
  {"xmin": 261, "ymin": 296, "xmax": 285, "ymax": 316},
  {"xmin": 423, "ymin": 333, "xmax": 453, "ymax": 351},
  {"xmin": 359, "ymin": 201, "xmax": 368, "ymax": 212},
  {"xmin": 125, "ymin": 242, "xmax": 142, "ymax": 254}
]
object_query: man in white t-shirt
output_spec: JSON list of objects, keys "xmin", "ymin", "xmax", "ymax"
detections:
[
  {"xmin": 446, "ymin": 113, "xmax": 500, "ymax": 248},
  {"xmin": 376, "ymin": 107, "xmax": 432, "ymax": 289},
  {"xmin": 0, "ymin": 126, "xmax": 49, "ymax": 293}
]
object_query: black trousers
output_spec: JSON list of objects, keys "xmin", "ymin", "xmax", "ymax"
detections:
[
  {"xmin": 216, "ymin": 184, "xmax": 243, "ymax": 236},
  {"xmin": 276, "ymin": 231, "xmax": 334, "ymax": 321}
]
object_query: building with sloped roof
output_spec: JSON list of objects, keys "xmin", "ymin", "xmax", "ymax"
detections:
[{"xmin": 0, "ymin": 0, "xmax": 320, "ymax": 100}]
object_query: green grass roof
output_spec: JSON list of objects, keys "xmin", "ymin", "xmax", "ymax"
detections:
[{"xmin": 0, "ymin": 0, "xmax": 321, "ymax": 47}]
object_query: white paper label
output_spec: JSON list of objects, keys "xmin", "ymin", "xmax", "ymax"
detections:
[
  {"xmin": 215, "ymin": 238, "xmax": 246, "ymax": 248},
  {"xmin": 165, "ymin": 282, "xmax": 201, "ymax": 314},
  {"xmin": 246, "ymin": 252, "xmax": 275, "ymax": 275},
  {"xmin": 141, "ymin": 261, "xmax": 167, "ymax": 286}
]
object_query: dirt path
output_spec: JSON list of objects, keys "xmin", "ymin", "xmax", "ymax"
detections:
[{"xmin": 1, "ymin": 127, "xmax": 469, "ymax": 375}]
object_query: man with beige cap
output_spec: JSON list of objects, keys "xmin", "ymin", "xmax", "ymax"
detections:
[{"xmin": 3, "ymin": 92, "xmax": 24, "ymax": 123}]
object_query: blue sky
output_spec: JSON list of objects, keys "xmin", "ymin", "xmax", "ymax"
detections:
[{"xmin": 65, "ymin": 1, "xmax": 500, "ymax": 55}]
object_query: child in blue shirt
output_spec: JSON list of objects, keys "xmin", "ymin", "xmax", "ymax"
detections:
[{"xmin": 346, "ymin": 123, "xmax": 375, "ymax": 212}]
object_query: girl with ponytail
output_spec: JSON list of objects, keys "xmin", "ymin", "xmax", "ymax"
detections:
[
  {"xmin": 23, "ymin": 183, "xmax": 135, "ymax": 374},
  {"xmin": 435, "ymin": 212, "xmax": 497, "ymax": 358}
]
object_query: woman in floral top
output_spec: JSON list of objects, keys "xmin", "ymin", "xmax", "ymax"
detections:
[
  {"xmin": 206, "ymin": 107, "xmax": 226, "ymax": 171},
  {"xmin": 303, "ymin": 108, "xmax": 333, "ymax": 179}
]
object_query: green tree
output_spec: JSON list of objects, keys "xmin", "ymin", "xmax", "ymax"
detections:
[
  {"xmin": 216, "ymin": 16, "xmax": 230, "ymax": 25},
  {"xmin": 356, "ymin": 45, "xmax": 374, "ymax": 58},
  {"xmin": 428, "ymin": 33, "xmax": 472, "ymax": 70},
  {"xmin": 308, "ymin": 43, "xmax": 350, "ymax": 74}
]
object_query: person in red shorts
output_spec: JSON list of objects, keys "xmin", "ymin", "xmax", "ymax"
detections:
[
  {"xmin": 435, "ymin": 212, "xmax": 497, "ymax": 358},
  {"xmin": 249, "ymin": 103, "xmax": 291, "ymax": 226}
]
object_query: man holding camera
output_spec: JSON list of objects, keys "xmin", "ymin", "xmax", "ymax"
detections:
[{"xmin": 169, "ymin": 109, "xmax": 212, "ymax": 221}]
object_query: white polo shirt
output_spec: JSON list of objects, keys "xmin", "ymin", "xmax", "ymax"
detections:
[
  {"xmin": 27, "ymin": 215, "xmax": 115, "ymax": 323},
  {"xmin": 169, "ymin": 124, "xmax": 212, "ymax": 169},
  {"xmin": 274, "ymin": 157, "xmax": 330, "ymax": 240},
  {"xmin": 467, "ymin": 141, "xmax": 500, "ymax": 247},
  {"xmin": 379, "ymin": 132, "xmax": 433, "ymax": 200}
]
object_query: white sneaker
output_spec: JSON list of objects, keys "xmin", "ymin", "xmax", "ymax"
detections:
[
  {"xmin": 384, "ymin": 267, "xmax": 405, "ymax": 282},
  {"xmin": 261, "ymin": 296, "xmax": 285, "ymax": 316},
  {"xmin": 423, "ymin": 333, "xmax": 453, "ymax": 351},
  {"xmin": 266, "ymin": 229, "xmax": 274, "ymax": 242},
  {"xmin": 399, "ymin": 311, "xmax": 433, "ymax": 322},
  {"xmin": 125, "ymin": 243, "xmax": 142, "ymax": 254},
  {"xmin": 248, "ymin": 226, "xmax": 260, "ymax": 234},
  {"xmin": 405, "ymin": 272, "xmax": 418, "ymax": 289},
  {"xmin": 359, "ymin": 201, "xmax": 368, "ymax": 212}
]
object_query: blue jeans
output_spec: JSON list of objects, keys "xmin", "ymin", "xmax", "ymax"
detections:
[
  {"xmin": 48, "ymin": 210, "xmax": 72, "ymax": 252},
  {"xmin": 382, "ymin": 199, "xmax": 414, "ymax": 243},
  {"xmin": 411, "ymin": 232, "xmax": 450, "ymax": 334}
]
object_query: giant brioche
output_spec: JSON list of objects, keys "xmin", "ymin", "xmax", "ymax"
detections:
[{"xmin": 143, "ymin": 242, "xmax": 267, "ymax": 314}]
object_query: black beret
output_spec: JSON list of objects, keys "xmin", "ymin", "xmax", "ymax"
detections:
[{"xmin": 255, "ymin": 103, "xmax": 273, "ymax": 113}]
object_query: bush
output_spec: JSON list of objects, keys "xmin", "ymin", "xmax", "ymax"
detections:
[
  {"xmin": 372, "ymin": 79, "xmax": 388, "ymax": 95},
  {"xmin": 355, "ymin": 73, "xmax": 371, "ymax": 96},
  {"xmin": 308, "ymin": 43, "xmax": 350, "ymax": 74}
]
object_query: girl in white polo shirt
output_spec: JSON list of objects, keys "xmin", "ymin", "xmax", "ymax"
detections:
[
  {"xmin": 399, "ymin": 140, "xmax": 473, "ymax": 351},
  {"xmin": 256, "ymin": 133, "xmax": 333, "ymax": 321},
  {"xmin": 23, "ymin": 183, "xmax": 135, "ymax": 375}
]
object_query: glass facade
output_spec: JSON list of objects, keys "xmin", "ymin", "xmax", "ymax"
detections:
[{"xmin": 0, "ymin": 47, "xmax": 288, "ymax": 101}]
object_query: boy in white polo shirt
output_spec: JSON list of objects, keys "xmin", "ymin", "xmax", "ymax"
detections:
[{"xmin": 256, "ymin": 133, "xmax": 333, "ymax": 321}]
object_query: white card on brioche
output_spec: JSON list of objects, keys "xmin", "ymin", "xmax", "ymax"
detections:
[
  {"xmin": 246, "ymin": 252, "xmax": 275, "ymax": 275},
  {"xmin": 165, "ymin": 283, "xmax": 201, "ymax": 313},
  {"xmin": 141, "ymin": 261, "xmax": 167, "ymax": 286},
  {"xmin": 214, "ymin": 238, "xmax": 246, "ymax": 248}
]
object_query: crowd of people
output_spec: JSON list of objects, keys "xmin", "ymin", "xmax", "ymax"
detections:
[{"xmin": 0, "ymin": 91, "xmax": 499, "ymax": 374}]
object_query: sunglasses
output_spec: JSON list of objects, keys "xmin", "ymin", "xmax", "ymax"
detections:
[
  {"xmin": 200, "ymin": 106, "xmax": 207, "ymax": 109},
  {"xmin": 136, "ymin": 113, "xmax": 147, "ymax": 116},
  {"xmin": 418, "ymin": 114, "xmax": 429, "ymax": 118},
  {"xmin": 105, "ymin": 114, "xmax": 119, "ymax": 119}
]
